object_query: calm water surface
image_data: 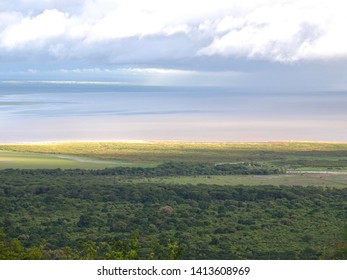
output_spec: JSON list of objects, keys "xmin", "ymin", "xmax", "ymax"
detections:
[{"xmin": 0, "ymin": 82, "xmax": 346, "ymax": 142}]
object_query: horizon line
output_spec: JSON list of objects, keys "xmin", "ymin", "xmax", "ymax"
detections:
[{"xmin": 1, "ymin": 140, "xmax": 347, "ymax": 145}]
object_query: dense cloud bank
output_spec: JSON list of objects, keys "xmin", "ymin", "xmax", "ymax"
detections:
[{"xmin": 1, "ymin": 0, "xmax": 347, "ymax": 64}]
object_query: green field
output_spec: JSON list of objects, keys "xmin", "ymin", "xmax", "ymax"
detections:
[
  {"xmin": 0, "ymin": 150, "xmax": 153, "ymax": 169},
  {"xmin": 2, "ymin": 141, "xmax": 347, "ymax": 170},
  {"xmin": 2, "ymin": 141, "xmax": 347, "ymax": 189}
]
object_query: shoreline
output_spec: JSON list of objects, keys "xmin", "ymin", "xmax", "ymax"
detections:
[{"xmin": 1, "ymin": 140, "xmax": 347, "ymax": 145}]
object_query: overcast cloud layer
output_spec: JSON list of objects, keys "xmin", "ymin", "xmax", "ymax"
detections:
[{"xmin": 1, "ymin": 0, "xmax": 347, "ymax": 88}]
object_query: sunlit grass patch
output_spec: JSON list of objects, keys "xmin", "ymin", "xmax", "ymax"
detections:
[{"xmin": 0, "ymin": 150, "xmax": 147, "ymax": 169}]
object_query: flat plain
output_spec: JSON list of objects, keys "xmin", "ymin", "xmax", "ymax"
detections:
[
  {"xmin": 1, "ymin": 141, "xmax": 347, "ymax": 187},
  {"xmin": 2, "ymin": 141, "xmax": 347, "ymax": 167}
]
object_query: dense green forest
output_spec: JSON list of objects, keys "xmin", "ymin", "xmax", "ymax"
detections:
[
  {"xmin": 0, "ymin": 163, "xmax": 346, "ymax": 259},
  {"xmin": 0, "ymin": 161, "xmax": 285, "ymax": 176}
]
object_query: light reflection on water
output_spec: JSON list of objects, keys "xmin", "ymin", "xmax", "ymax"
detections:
[{"xmin": 0, "ymin": 82, "xmax": 346, "ymax": 142}]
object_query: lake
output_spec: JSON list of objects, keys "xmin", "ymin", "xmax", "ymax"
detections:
[{"xmin": 0, "ymin": 81, "xmax": 346, "ymax": 143}]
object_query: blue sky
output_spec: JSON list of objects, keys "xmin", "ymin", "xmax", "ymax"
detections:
[{"xmin": 1, "ymin": 0, "xmax": 347, "ymax": 90}]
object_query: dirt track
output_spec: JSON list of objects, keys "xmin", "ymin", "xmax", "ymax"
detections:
[{"xmin": 287, "ymin": 170, "xmax": 347, "ymax": 175}]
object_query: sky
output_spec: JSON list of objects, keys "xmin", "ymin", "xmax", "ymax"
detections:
[
  {"xmin": 1, "ymin": 0, "xmax": 347, "ymax": 143},
  {"xmin": 1, "ymin": 0, "xmax": 347, "ymax": 89}
]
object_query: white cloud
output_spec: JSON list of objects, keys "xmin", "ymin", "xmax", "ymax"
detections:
[
  {"xmin": 0, "ymin": 12, "xmax": 22, "ymax": 31},
  {"xmin": 1, "ymin": 9, "xmax": 68, "ymax": 49},
  {"xmin": 198, "ymin": 0, "xmax": 347, "ymax": 62},
  {"xmin": 1, "ymin": 0, "xmax": 347, "ymax": 63},
  {"xmin": 85, "ymin": 7, "xmax": 163, "ymax": 41}
]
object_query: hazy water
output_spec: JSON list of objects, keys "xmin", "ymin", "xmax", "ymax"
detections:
[{"xmin": 0, "ymin": 81, "xmax": 346, "ymax": 142}]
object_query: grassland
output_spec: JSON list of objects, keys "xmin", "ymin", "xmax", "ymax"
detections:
[
  {"xmin": 2, "ymin": 141, "xmax": 347, "ymax": 188},
  {"xmin": 2, "ymin": 141, "xmax": 347, "ymax": 169},
  {"xmin": 0, "ymin": 150, "xmax": 153, "ymax": 169}
]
